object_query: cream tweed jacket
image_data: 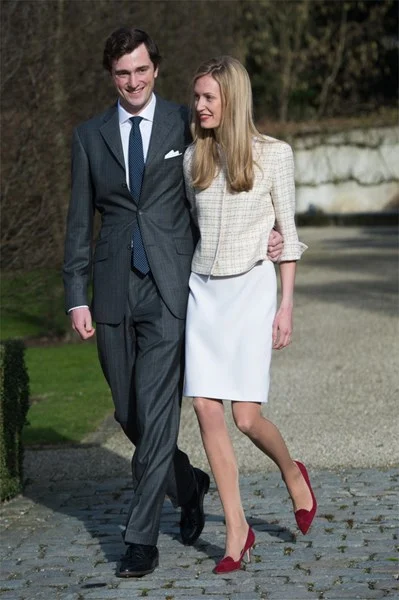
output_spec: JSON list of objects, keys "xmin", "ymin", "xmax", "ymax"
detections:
[{"xmin": 183, "ymin": 136, "xmax": 307, "ymax": 276}]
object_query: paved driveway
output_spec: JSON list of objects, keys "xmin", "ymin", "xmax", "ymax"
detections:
[{"xmin": 1, "ymin": 226, "xmax": 398, "ymax": 600}]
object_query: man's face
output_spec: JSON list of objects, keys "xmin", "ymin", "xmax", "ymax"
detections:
[{"xmin": 111, "ymin": 43, "xmax": 158, "ymax": 115}]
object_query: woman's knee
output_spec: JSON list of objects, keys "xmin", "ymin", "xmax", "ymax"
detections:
[
  {"xmin": 233, "ymin": 406, "xmax": 260, "ymax": 437},
  {"xmin": 193, "ymin": 396, "xmax": 223, "ymax": 426},
  {"xmin": 235, "ymin": 417, "xmax": 255, "ymax": 436}
]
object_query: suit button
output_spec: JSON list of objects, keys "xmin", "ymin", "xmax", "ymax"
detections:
[
  {"xmin": 138, "ymin": 210, "xmax": 142, "ymax": 215},
  {"xmin": 122, "ymin": 183, "xmax": 127, "ymax": 188}
]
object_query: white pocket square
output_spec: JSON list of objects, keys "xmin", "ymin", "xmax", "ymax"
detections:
[{"xmin": 164, "ymin": 150, "xmax": 182, "ymax": 159}]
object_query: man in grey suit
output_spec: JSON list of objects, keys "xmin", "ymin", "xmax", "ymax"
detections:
[{"xmin": 63, "ymin": 27, "xmax": 283, "ymax": 577}]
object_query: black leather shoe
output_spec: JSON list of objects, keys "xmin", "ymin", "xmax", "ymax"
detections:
[
  {"xmin": 180, "ymin": 468, "xmax": 210, "ymax": 545},
  {"xmin": 116, "ymin": 543, "xmax": 159, "ymax": 578}
]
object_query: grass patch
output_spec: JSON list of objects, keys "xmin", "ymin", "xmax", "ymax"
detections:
[
  {"xmin": 23, "ymin": 342, "xmax": 113, "ymax": 445},
  {"xmin": 1, "ymin": 268, "xmax": 69, "ymax": 339},
  {"xmin": 2, "ymin": 268, "xmax": 109, "ymax": 446}
]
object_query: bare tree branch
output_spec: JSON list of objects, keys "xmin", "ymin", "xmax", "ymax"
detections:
[{"xmin": 317, "ymin": 4, "xmax": 347, "ymax": 119}]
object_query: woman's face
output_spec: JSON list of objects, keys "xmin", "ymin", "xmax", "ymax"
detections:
[{"xmin": 194, "ymin": 74, "xmax": 222, "ymax": 129}]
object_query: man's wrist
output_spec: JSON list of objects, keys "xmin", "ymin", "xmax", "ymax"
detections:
[{"xmin": 68, "ymin": 305, "xmax": 89, "ymax": 313}]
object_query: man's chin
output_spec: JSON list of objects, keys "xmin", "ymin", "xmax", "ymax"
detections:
[
  {"xmin": 120, "ymin": 101, "xmax": 142, "ymax": 115},
  {"xmin": 123, "ymin": 95, "xmax": 148, "ymax": 114}
]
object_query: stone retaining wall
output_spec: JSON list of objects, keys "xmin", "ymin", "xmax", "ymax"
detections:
[{"xmin": 291, "ymin": 126, "xmax": 399, "ymax": 214}]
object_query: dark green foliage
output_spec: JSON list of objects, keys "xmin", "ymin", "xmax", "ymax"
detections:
[
  {"xmin": 0, "ymin": 340, "xmax": 30, "ymax": 501},
  {"xmin": 241, "ymin": 0, "xmax": 398, "ymax": 121}
]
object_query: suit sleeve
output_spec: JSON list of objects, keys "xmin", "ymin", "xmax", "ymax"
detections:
[
  {"xmin": 62, "ymin": 127, "xmax": 95, "ymax": 312},
  {"xmin": 183, "ymin": 147, "xmax": 198, "ymax": 227},
  {"xmin": 271, "ymin": 143, "xmax": 307, "ymax": 262}
]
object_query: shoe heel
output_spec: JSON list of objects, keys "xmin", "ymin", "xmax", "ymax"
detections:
[
  {"xmin": 243, "ymin": 549, "xmax": 251, "ymax": 563},
  {"xmin": 213, "ymin": 527, "xmax": 255, "ymax": 574}
]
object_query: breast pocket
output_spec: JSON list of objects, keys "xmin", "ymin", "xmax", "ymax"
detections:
[{"xmin": 161, "ymin": 153, "xmax": 184, "ymax": 172}]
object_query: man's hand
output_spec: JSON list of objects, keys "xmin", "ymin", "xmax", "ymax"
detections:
[
  {"xmin": 70, "ymin": 307, "xmax": 96, "ymax": 340},
  {"xmin": 267, "ymin": 229, "xmax": 284, "ymax": 262}
]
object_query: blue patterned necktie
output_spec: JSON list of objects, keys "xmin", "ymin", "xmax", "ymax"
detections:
[{"xmin": 129, "ymin": 116, "xmax": 150, "ymax": 275}]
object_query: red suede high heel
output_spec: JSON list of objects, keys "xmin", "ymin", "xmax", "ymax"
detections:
[
  {"xmin": 294, "ymin": 460, "xmax": 317, "ymax": 534},
  {"xmin": 213, "ymin": 527, "xmax": 255, "ymax": 574}
]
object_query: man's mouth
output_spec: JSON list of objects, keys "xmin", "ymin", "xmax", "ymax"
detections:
[{"xmin": 127, "ymin": 87, "xmax": 145, "ymax": 95}]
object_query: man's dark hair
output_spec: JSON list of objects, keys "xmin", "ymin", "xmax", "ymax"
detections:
[{"xmin": 103, "ymin": 27, "xmax": 162, "ymax": 72}]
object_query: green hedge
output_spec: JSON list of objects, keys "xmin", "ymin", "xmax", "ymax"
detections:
[{"xmin": 0, "ymin": 340, "xmax": 30, "ymax": 501}]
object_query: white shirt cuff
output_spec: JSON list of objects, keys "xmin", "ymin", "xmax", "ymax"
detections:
[{"xmin": 68, "ymin": 305, "xmax": 89, "ymax": 313}]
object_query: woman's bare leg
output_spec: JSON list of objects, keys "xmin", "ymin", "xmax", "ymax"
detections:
[
  {"xmin": 232, "ymin": 401, "xmax": 313, "ymax": 512},
  {"xmin": 193, "ymin": 396, "xmax": 249, "ymax": 559}
]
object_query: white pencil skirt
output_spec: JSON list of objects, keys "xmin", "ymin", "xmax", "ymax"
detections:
[{"xmin": 183, "ymin": 260, "xmax": 277, "ymax": 403}]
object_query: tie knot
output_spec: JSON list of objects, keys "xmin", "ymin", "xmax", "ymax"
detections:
[{"xmin": 130, "ymin": 116, "xmax": 142, "ymax": 130}]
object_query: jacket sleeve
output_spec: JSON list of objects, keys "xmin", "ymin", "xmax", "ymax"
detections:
[
  {"xmin": 271, "ymin": 142, "xmax": 307, "ymax": 261},
  {"xmin": 62, "ymin": 127, "xmax": 95, "ymax": 312},
  {"xmin": 183, "ymin": 146, "xmax": 198, "ymax": 228}
]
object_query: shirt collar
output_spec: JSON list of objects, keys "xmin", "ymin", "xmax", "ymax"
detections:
[{"xmin": 118, "ymin": 93, "xmax": 156, "ymax": 124}]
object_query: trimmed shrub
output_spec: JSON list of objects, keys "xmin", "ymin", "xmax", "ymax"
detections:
[{"xmin": 0, "ymin": 340, "xmax": 30, "ymax": 501}]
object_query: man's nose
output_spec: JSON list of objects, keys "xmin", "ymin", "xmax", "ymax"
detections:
[{"xmin": 127, "ymin": 73, "xmax": 138, "ymax": 88}]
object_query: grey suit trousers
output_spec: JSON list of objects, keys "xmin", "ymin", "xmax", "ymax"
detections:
[{"xmin": 96, "ymin": 270, "xmax": 195, "ymax": 545}]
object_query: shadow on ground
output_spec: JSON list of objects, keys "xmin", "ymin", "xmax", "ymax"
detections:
[
  {"xmin": 295, "ymin": 226, "xmax": 398, "ymax": 316},
  {"xmin": 21, "ymin": 442, "xmax": 296, "ymax": 576}
]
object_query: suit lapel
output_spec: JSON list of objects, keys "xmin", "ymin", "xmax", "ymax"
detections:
[
  {"xmin": 145, "ymin": 96, "xmax": 174, "ymax": 170},
  {"xmin": 99, "ymin": 106, "xmax": 125, "ymax": 171}
]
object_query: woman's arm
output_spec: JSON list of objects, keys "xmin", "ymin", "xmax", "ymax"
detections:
[
  {"xmin": 269, "ymin": 141, "xmax": 306, "ymax": 349},
  {"xmin": 270, "ymin": 143, "xmax": 307, "ymax": 262},
  {"xmin": 272, "ymin": 260, "xmax": 296, "ymax": 350}
]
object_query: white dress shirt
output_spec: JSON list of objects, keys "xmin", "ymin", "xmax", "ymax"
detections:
[
  {"xmin": 118, "ymin": 94, "xmax": 156, "ymax": 188},
  {"xmin": 69, "ymin": 95, "xmax": 156, "ymax": 312}
]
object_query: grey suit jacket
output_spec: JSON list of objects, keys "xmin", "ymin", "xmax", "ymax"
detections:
[{"xmin": 63, "ymin": 96, "xmax": 195, "ymax": 323}]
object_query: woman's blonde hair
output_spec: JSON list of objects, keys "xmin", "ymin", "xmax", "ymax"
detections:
[{"xmin": 190, "ymin": 56, "xmax": 261, "ymax": 193}]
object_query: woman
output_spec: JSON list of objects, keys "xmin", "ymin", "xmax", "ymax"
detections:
[{"xmin": 183, "ymin": 56, "xmax": 317, "ymax": 574}]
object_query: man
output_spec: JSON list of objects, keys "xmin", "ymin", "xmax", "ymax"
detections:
[{"xmin": 63, "ymin": 27, "xmax": 283, "ymax": 578}]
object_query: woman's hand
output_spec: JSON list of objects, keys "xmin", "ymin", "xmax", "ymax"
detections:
[{"xmin": 272, "ymin": 304, "xmax": 293, "ymax": 350}]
